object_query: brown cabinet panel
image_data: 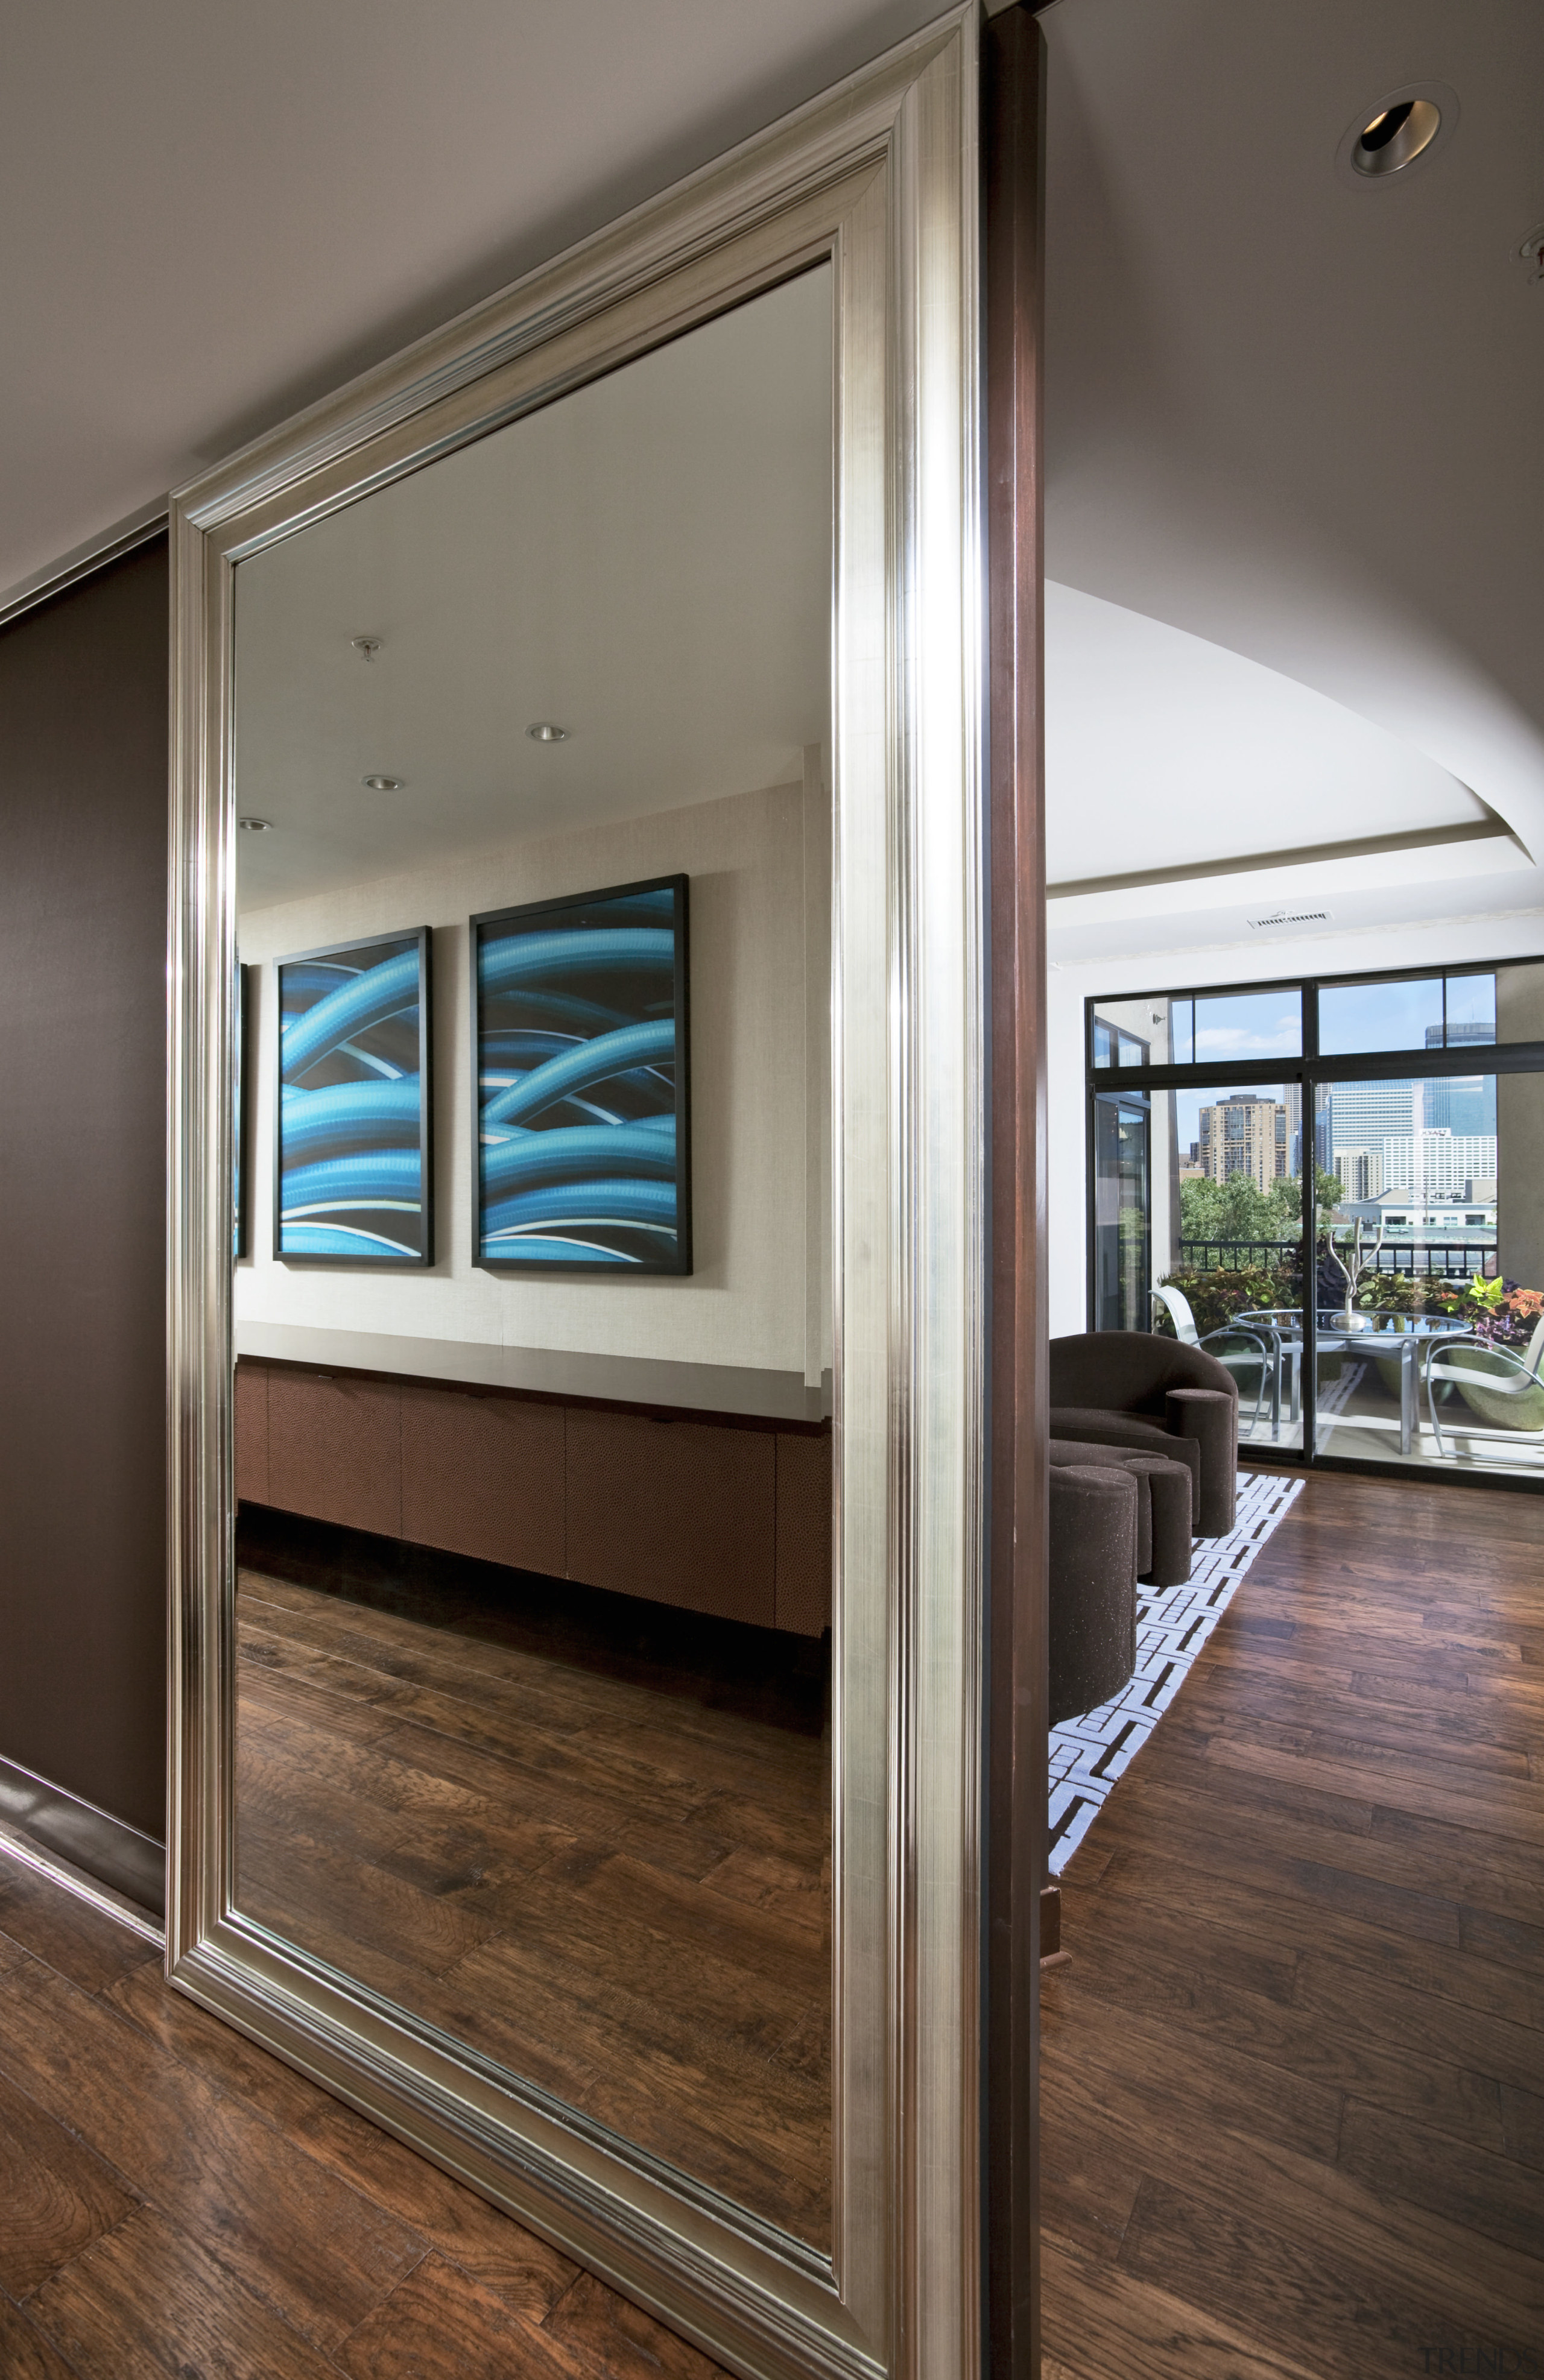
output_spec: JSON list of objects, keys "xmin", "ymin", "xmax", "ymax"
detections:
[
  {"xmin": 265, "ymin": 1371, "xmax": 401, "ymax": 1538},
  {"xmin": 565, "ymin": 1409, "xmax": 776, "ymax": 1626},
  {"xmin": 399, "ymin": 1383, "xmax": 565, "ymax": 1576},
  {"xmin": 774, "ymin": 1432, "xmax": 832, "ymax": 1637},
  {"xmin": 234, "ymin": 1361, "xmax": 270, "ymax": 1506}
]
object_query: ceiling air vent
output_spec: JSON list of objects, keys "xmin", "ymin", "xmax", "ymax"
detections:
[{"xmin": 1247, "ymin": 908, "xmax": 1332, "ymax": 931}]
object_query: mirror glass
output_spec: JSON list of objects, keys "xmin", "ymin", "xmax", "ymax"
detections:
[{"xmin": 230, "ymin": 267, "xmax": 835, "ymax": 2247}]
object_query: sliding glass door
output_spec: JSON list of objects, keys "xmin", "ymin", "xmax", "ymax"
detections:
[
  {"xmin": 1311, "ymin": 1062, "xmax": 1544, "ymax": 1476},
  {"xmin": 1085, "ymin": 960, "xmax": 1544, "ymax": 1486},
  {"xmin": 1092, "ymin": 1091, "xmax": 1150, "ymax": 1331}
]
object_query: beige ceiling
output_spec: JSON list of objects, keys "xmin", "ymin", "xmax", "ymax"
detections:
[{"xmin": 234, "ymin": 268, "xmax": 832, "ymax": 913}]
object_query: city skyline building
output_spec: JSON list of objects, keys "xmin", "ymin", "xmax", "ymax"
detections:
[
  {"xmin": 1380, "ymin": 1129, "xmax": 1498, "ymax": 1201},
  {"xmin": 1323, "ymin": 1079, "xmax": 1415, "ymax": 1163},
  {"xmin": 1198, "ymin": 1098, "xmax": 1288, "ymax": 1191},
  {"xmin": 1335, "ymin": 1147, "xmax": 1383, "ymax": 1201}
]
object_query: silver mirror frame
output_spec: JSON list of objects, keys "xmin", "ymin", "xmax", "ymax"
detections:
[{"xmin": 168, "ymin": 13, "xmax": 984, "ymax": 2378}]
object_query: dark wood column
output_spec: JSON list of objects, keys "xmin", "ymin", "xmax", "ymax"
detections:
[{"xmin": 982, "ymin": 7, "xmax": 1048, "ymax": 2375}]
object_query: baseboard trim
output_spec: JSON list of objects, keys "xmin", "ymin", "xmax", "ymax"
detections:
[{"xmin": 0, "ymin": 1757, "xmax": 163, "ymax": 1943}]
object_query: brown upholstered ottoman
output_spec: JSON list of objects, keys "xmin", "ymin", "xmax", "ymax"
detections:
[
  {"xmin": 1048, "ymin": 1463, "xmax": 1138, "ymax": 1726},
  {"xmin": 1048, "ymin": 1438, "xmax": 1193, "ymax": 1586}
]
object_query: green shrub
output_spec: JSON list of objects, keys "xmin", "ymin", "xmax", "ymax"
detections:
[{"xmin": 1155, "ymin": 1266, "xmax": 1299, "ymax": 1339}]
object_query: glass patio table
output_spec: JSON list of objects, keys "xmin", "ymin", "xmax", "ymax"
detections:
[{"xmin": 1231, "ymin": 1308, "xmax": 1472, "ymax": 1454}]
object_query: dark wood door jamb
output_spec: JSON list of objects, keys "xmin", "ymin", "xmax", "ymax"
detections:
[{"xmin": 982, "ymin": 7, "xmax": 1049, "ymax": 2378}]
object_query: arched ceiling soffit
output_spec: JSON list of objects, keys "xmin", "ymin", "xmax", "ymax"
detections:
[{"xmin": 1042, "ymin": 0, "xmax": 1544, "ymax": 856}]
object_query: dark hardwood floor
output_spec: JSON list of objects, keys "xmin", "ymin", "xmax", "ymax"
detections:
[
  {"xmin": 0, "ymin": 1854, "xmax": 735, "ymax": 2379},
  {"xmin": 233, "ymin": 1553, "xmax": 832, "ymax": 2245},
  {"xmin": 1042, "ymin": 1466, "xmax": 1544, "ymax": 2378}
]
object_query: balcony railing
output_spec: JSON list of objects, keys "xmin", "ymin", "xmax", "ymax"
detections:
[
  {"xmin": 1178, "ymin": 1239, "xmax": 1497, "ymax": 1279},
  {"xmin": 1177, "ymin": 1240, "xmax": 1298, "ymax": 1273}
]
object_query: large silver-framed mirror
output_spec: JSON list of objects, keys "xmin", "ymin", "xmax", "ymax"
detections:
[{"xmin": 168, "ymin": 14, "xmax": 985, "ymax": 2378}]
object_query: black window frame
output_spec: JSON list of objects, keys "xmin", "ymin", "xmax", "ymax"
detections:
[{"xmin": 1081, "ymin": 955, "xmax": 1544, "ymax": 1493}]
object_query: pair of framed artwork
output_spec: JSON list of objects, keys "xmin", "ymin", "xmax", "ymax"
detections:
[{"xmin": 235, "ymin": 876, "xmax": 691, "ymax": 1277}]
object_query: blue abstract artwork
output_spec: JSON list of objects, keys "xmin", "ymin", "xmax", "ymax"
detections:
[
  {"xmin": 472, "ymin": 876, "xmax": 690, "ymax": 1272},
  {"xmin": 274, "ymin": 928, "xmax": 432, "ymax": 1264}
]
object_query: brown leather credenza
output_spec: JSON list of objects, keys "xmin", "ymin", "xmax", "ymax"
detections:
[{"xmin": 235, "ymin": 1329, "xmax": 833, "ymax": 1637}]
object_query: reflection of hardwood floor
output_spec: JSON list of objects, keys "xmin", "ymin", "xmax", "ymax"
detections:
[{"xmin": 235, "ymin": 1555, "xmax": 832, "ymax": 2247}]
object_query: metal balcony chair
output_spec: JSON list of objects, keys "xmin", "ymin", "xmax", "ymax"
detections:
[
  {"xmin": 1423, "ymin": 1313, "xmax": 1544, "ymax": 1460},
  {"xmin": 1150, "ymin": 1284, "xmax": 1273, "ymax": 1441}
]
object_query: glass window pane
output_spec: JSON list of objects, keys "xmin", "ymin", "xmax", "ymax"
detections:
[
  {"xmin": 1319, "ymin": 975, "xmax": 1443, "ymax": 1055},
  {"xmin": 1092, "ymin": 1093, "xmax": 1151, "ymax": 1331},
  {"xmin": 1444, "ymin": 971, "xmax": 1495, "ymax": 1044},
  {"xmin": 1191, "ymin": 988, "xmax": 1301, "ymax": 1062},
  {"xmin": 1092, "ymin": 996, "xmax": 1171, "ymax": 1066},
  {"xmin": 1092, "ymin": 988, "xmax": 1301, "ymax": 1067}
]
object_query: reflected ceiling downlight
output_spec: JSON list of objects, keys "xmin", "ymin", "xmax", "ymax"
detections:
[
  {"xmin": 238, "ymin": 816, "xmax": 272, "ymax": 832},
  {"xmin": 525, "ymin": 721, "xmax": 569, "ymax": 743},
  {"xmin": 1350, "ymin": 96, "xmax": 1441, "ymax": 176},
  {"xmin": 361, "ymin": 774, "xmax": 405, "ymax": 791}
]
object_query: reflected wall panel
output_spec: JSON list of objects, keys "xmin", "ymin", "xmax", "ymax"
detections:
[
  {"xmin": 774, "ymin": 1433, "xmax": 834, "ymax": 1636},
  {"xmin": 265, "ymin": 1371, "xmax": 402, "ymax": 1538},
  {"xmin": 400, "ymin": 1382, "xmax": 566, "ymax": 1574},
  {"xmin": 234, "ymin": 1362, "xmax": 270, "ymax": 1506},
  {"xmin": 0, "ymin": 540, "xmax": 168, "ymax": 1844},
  {"xmin": 565, "ymin": 1409, "xmax": 776, "ymax": 1626}
]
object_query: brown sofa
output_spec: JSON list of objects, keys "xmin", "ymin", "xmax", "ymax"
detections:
[{"xmin": 1049, "ymin": 1331, "xmax": 1238, "ymax": 1537}]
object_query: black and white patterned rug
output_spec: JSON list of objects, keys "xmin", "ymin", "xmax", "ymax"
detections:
[{"xmin": 1046, "ymin": 1467, "xmax": 1303, "ymax": 1876}]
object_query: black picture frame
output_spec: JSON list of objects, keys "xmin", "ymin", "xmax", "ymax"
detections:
[
  {"xmin": 273, "ymin": 926, "xmax": 434, "ymax": 1267},
  {"xmin": 470, "ymin": 873, "xmax": 691, "ymax": 1276}
]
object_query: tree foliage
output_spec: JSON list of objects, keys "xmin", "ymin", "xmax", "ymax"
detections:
[{"xmin": 1179, "ymin": 1167, "xmax": 1342, "ymax": 1248}]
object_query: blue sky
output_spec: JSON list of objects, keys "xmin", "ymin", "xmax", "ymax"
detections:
[{"xmin": 1318, "ymin": 974, "xmax": 1495, "ymax": 1054}]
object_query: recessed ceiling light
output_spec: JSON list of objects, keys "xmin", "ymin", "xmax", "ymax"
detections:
[
  {"xmin": 1339, "ymin": 83, "xmax": 1456, "ymax": 183},
  {"xmin": 362, "ymin": 774, "xmax": 405, "ymax": 791},
  {"xmin": 238, "ymin": 816, "xmax": 272, "ymax": 832},
  {"xmin": 525, "ymin": 721, "xmax": 569, "ymax": 743},
  {"xmin": 1353, "ymin": 98, "xmax": 1438, "ymax": 175}
]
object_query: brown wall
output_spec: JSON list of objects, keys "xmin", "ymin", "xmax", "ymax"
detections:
[{"xmin": 0, "ymin": 540, "xmax": 168, "ymax": 1842}]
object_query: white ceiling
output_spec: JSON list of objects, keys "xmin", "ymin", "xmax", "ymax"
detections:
[{"xmin": 235, "ymin": 269, "xmax": 831, "ymax": 914}]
